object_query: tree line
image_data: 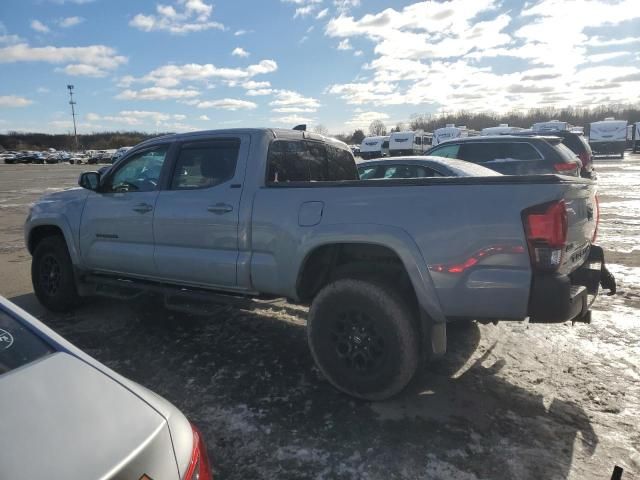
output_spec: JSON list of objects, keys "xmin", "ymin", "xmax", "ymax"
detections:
[{"xmin": 0, "ymin": 131, "xmax": 169, "ymax": 152}]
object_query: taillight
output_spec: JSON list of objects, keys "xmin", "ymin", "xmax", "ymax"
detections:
[
  {"xmin": 554, "ymin": 161, "xmax": 580, "ymax": 174},
  {"xmin": 184, "ymin": 425, "xmax": 213, "ymax": 480},
  {"xmin": 523, "ymin": 200, "xmax": 568, "ymax": 270}
]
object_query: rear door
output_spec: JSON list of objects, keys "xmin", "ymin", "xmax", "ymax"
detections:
[
  {"xmin": 152, "ymin": 135, "xmax": 248, "ymax": 287},
  {"xmin": 79, "ymin": 145, "xmax": 172, "ymax": 277}
]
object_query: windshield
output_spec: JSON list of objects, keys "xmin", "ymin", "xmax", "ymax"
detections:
[{"xmin": 0, "ymin": 310, "xmax": 54, "ymax": 376}]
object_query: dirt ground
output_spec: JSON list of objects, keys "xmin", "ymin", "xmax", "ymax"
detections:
[{"xmin": 0, "ymin": 156, "xmax": 638, "ymax": 480}]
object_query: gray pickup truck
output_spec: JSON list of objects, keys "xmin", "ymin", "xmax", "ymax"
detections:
[{"xmin": 25, "ymin": 128, "xmax": 615, "ymax": 400}]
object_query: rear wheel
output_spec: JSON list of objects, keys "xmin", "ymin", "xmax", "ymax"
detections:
[
  {"xmin": 32, "ymin": 235, "xmax": 79, "ymax": 312},
  {"xmin": 307, "ymin": 279, "xmax": 419, "ymax": 401}
]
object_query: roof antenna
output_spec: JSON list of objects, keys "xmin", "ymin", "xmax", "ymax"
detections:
[{"xmin": 293, "ymin": 124, "xmax": 307, "ymax": 131}]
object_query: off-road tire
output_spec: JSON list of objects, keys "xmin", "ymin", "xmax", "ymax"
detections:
[
  {"xmin": 308, "ymin": 278, "xmax": 419, "ymax": 401},
  {"xmin": 32, "ymin": 235, "xmax": 79, "ymax": 312}
]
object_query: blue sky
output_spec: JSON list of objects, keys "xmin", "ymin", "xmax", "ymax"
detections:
[{"xmin": 0, "ymin": 0, "xmax": 639, "ymax": 135}]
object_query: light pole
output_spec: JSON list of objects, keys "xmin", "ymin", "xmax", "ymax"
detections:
[{"xmin": 67, "ymin": 84, "xmax": 79, "ymax": 151}]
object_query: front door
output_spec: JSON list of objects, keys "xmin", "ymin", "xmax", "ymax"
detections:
[
  {"xmin": 152, "ymin": 136, "xmax": 248, "ymax": 287},
  {"xmin": 79, "ymin": 144, "xmax": 171, "ymax": 277}
]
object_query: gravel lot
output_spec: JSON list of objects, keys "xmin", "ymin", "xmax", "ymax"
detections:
[{"xmin": 0, "ymin": 156, "xmax": 638, "ymax": 479}]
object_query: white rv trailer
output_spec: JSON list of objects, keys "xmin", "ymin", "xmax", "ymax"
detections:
[
  {"xmin": 432, "ymin": 124, "xmax": 470, "ymax": 146},
  {"xmin": 388, "ymin": 131, "xmax": 433, "ymax": 156},
  {"xmin": 589, "ymin": 118, "xmax": 628, "ymax": 158},
  {"xmin": 480, "ymin": 124, "xmax": 524, "ymax": 136},
  {"xmin": 531, "ymin": 120, "xmax": 570, "ymax": 132},
  {"xmin": 360, "ymin": 135, "xmax": 390, "ymax": 160},
  {"xmin": 633, "ymin": 121, "xmax": 640, "ymax": 153}
]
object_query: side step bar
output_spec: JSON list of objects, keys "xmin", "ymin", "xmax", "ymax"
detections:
[{"xmin": 82, "ymin": 274, "xmax": 274, "ymax": 315}]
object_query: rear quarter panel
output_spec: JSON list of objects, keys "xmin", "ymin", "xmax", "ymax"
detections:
[{"xmin": 249, "ymin": 179, "xmax": 591, "ymax": 321}]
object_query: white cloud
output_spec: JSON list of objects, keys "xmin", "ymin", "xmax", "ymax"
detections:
[
  {"xmin": 130, "ymin": 0, "xmax": 225, "ymax": 34},
  {"xmin": 270, "ymin": 114, "xmax": 315, "ymax": 126},
  {"xmin": 199, "ymin": 114, "xmax": 210, "ymax": 120},
  {"xmin": 337, "ymin": 39, "xmax": 352, "ymax": 50},
  {"xmin": 334, "ymin": 0, "xmax": 360, "ymax": 13},
  {"xmin": 195, "ymin": 98, "xmax": 257, "ymax": 110},
  {"xmin": 56, "ymin": 63, "xmax": 108, "ymax": 77},
  {"xmin": 36, "ymin": 87, "xmax": 50, "ymax": 93},
  {"xmin": 354, "ymin": 49, "xmax": 363, "ymax": 56},
  {"xmin": 345, "ymin": 110, "xmax": 389, "ymax": 129},
  {"xmin": 125, "ymin": 59, "xmax": 278, "ymax": 90},
  {"xmin": 58, "ymin": 16, "xmax": 84, "ymax": 28},
  {"xmin": 316, "ymin": 8, "xmax": 329, "ymax": 19},
  {"xmin": 294, "ymin": 5, "xmax": 317, "ymax": 18},
  {"xmin": 30, "ymin": 20, "xmax": 50, "ymax": 33},
  {"xmin": 242, "ymin": 80, "xmax": 271, "ymax": 89},
  {"xmin": 232, "ymin": 47, "xmax": 249, "ymax": 57},
  {"xmin": 246, "ymin": 89, "xmax": 274, "ymax": 96},
  {"xmin": 323, "ymin": 0, "xmax": 640, "ymax": 114},
  {"xmin": 116, "ymin": 87, "xmax": 200, "ymax": 100},
  {"xmin": 234, "ymin": 29, "xmax": 249, "ymax": 36},
  {"xmin": 272, "ymin": 106, "xmax": 317, "ymax": 113},
  {"xmin": 270, "ymin": 90, "xmax": 320, "ymax": 110},
  {"xmin": 84, "ymin": 110, "xmax": 195, "ymax": 131},
  {"xmin": 0, "ymin": 95, "xmax": 33, "ymax": 107},
  {"xmin": 0, "ymin": 42, "xmax": 127, "ymax": 77}
]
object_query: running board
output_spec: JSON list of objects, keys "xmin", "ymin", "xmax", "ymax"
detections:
[{"xmin": 82, "ymin": 274, "xmax": 276, "ymax": 315}]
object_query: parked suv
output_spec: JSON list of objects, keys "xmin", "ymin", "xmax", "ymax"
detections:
[
  {"xmin": 425, "ymin": 136, "xmax": 581, "ymax": 176},
  {"xmin": 510, "ymin": 130, "xmax": 594, "ymax": 178}
]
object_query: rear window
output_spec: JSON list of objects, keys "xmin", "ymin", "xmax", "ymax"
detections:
[
  {"xmin": 267, "ymin": 140, "xmax": 358, "ymax": 183},
  {"xmin": 458, "ymin": 141, "xmax": 541, "ymax": 163},
  {"xmin": 0, "ymin": 310, "xmax": 54, "ymax": 376},
  {"xmin": 553, "ymin": 143, "xmax": 580, "ymax": 162}
]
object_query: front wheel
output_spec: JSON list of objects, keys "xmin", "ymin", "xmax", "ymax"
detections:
[
  {"xmin": 32, "ymin": 235, "xmax": 79, "ymax": 312},
  {"xmin": 307, "ymin": 279, "xmax": 419, "ymax": 401}
]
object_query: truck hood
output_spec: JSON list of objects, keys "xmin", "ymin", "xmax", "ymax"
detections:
[
  {"xmin": 0, "ymin": 352, "xmax": 180, "ymax": 480},
  {"xmin": 36, "ymin": 187, "xmax": 88, "ymax": 203}
]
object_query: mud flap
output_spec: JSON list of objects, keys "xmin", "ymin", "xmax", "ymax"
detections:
[{"xmin": 588, "ymin": 245, "xmax": 616, "ymax": 295}]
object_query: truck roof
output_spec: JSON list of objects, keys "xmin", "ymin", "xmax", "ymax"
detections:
[{"xmin": 135, "ymin": 128, "xmax": 350, "ymax": 150}]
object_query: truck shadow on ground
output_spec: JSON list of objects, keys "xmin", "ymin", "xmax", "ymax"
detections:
[{"xmin": 11, "ymin": 293, "xmax": 598, "ymax": 480}]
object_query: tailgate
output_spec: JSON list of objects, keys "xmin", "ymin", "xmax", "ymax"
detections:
[{"xmin": 560, "ymin": 181, "xmax": 597, "ymax": 275}]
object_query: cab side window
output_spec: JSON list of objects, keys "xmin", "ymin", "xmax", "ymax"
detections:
[
  {"xmin": 170, "ymin": 140, "xmax": 240, "ymax": 190},
  {"xmin": 267, "ymin": 140, "xmax": 358, "ymax": 183},
  {"xmin": 105, "ymin": 146, "xmax": 169, "ymax": 193}
]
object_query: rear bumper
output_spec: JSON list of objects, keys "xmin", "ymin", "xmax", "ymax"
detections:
[{"xmin": 528, "ymin": 245, "xmax": 615, "ymax": 323}]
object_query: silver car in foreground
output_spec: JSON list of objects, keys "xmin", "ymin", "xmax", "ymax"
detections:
[
  {"xmin": 0, "ymin": 296, "xmax": 212, "ymax": 480},
  {"xmin": 357, "ymin": 156, "xmax": 503, "ymax": 179}
]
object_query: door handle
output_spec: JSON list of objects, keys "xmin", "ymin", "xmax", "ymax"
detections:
[
  {"xmin": 132, "ymin": 203, "xmax": 153, "ymax": 214},
  {"xmin": 208, "ymin": 203, "xmax": 233, "ymax": 214}
]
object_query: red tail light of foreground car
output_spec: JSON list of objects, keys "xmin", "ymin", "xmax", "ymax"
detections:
[{"xmin": 184, "ymin": 425, "xmax": 212, "ymax": 480}]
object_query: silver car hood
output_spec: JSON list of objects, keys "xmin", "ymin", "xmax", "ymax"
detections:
[{"xmin": 0, "ymin": 352, "xmax": 181, "ymax": 480}]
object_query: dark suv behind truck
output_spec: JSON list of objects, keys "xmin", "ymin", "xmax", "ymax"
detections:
[{"xmin": 425, "ymin": 136, "xmax": 582, "ymax": 176}]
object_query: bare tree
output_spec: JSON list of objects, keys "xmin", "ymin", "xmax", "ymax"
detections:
[
  {"xmin": 369, "ymin": 120, "xmax": 387, "ymax": 136},
  {"xmin": 390, "ymin": 122, "xmax": 406, "ymax": 133},
  {"xmin": 313, "ymin": 124, "xmax": 329, "ymax": 136}
]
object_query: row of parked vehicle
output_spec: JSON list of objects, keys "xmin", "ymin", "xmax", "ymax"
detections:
[
  {"xmin": 1, "ymin": 146, "xmax": 133, "ymax": 165},
  {"xmin": 358, "ymin": 118, "xmax": 639, "ymax": 166}
]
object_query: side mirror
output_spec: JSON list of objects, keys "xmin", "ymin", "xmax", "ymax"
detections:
[{"xmin": 78, "ymin": 171, "xmax": 100, "ymax": 191}]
